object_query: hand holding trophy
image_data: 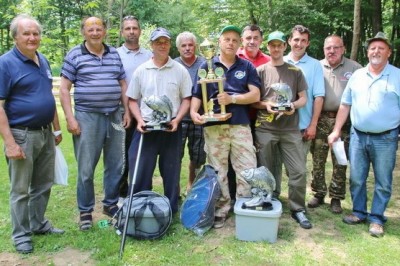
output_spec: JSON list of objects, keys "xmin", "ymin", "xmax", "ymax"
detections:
[{"xmin": 197, "ymin": 38, "xmax": 232, "ymax": 122}]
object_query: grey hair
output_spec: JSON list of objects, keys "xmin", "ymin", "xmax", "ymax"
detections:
[
  {"xmin": 10, "ymin": 14, "xmax": 42, "ymax": 39},
  {"xmin": 176, "ymin": 31, "xmax": 197, "ymax": 48}
]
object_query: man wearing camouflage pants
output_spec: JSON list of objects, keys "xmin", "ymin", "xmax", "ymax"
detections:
[{"xmin": 309, "ymin": 35, "xmax": 361, "ymax": 213}]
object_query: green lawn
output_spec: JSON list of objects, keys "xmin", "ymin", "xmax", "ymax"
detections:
[{"xmin": 1, "ymin": 107, "xmax": 400, "ymax": 265}]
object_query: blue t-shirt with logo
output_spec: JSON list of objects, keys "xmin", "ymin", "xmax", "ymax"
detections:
[{"xmin": 192, "ymin": 56, "xmax": 261, "ymax": 125}]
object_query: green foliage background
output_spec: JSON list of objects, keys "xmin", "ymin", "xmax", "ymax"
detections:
[{"xmin": 1, "ymin": 0, "xmax": 400, "ymax": 71}]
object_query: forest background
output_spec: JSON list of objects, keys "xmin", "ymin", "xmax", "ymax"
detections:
[{"xmin": 0, "ymin": 0, "xmax": 398, "ymax": 74}]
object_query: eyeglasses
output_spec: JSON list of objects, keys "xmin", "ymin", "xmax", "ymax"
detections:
[
  {"xmin": 153, "ymin": 40, "xmax": 171, "ymax": 46},
  {"xmin": 324, "ymin": 46, "xmax": 343, "ymax": 51}
]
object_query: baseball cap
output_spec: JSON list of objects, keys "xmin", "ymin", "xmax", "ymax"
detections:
[
  {"xmin": 220, "ymin": 25, "xmax": 241, "ymax": 36},
  {"xmin": 365, "ymin": 32, "xmax": 391, "ymax": 49},
  {"xmin": 150, "ymin": 27, "xmax": 171, "ymax": 41},
  {"xmin": 267, "ymin": 31, "xmax": 286, "ymax": 43}
]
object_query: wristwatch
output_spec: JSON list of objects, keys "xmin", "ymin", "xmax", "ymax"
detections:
[{"xmin": 231, "ymin": 95, "xmax": 237, "ymax": 104}]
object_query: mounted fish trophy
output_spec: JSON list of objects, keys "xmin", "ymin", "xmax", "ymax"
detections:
[
  {"xmin": 142, "ymin": 95, "xmax": 173, "ymax": 131},
  {"xmin": 197, "ymin": 38, "xmax": 232, "ymax": 122},
  {"xmin": 271, "ymin": 83, "xmax": 293, "ymax": 112},
  {"xmin": 240, "ymin": 166, "xmax": 276, "ymax": 210}
]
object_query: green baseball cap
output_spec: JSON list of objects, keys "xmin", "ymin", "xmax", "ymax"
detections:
[
  {"xmin": 267, "ymin": 31, "xmax": 286, "ymax": 43},
  {"xmin": 220, "ymin": 25, "xmax": 241, "ymax": 36}
]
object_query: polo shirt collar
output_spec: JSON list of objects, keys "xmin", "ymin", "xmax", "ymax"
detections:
[
  {"xmin": 147, "ymin": 56, "xmax": 174, "ymax": 69},
  {"xmin": 321, "ymin": 57, "xmax": 345, "ymax": 70},
  {"xmin": 80, "ymin": 41, "xmax": 110, "ymax": 55},
  {"xmin": 286, "ymin": 52, "xmax": 309, "ymax": 64},
  {"xmin": 120, "ymin": 44, "xmax": 145, "ymax": 54}
]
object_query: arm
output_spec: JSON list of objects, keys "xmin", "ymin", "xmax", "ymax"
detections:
[
  {"xmin": 0, "ymin": 100, "xmax": 25, "ymax": 159},
  {"xmin": 190, "ymin": 97, "xmax": 205, "ymax": 125},
  {"xmin": 217, "ymin": 84, "xmax": 260, "ymax": 105},
  {"xmin": 119, "ymin": 79, "xmax": 132, "ymax": 128},
  {"xmin": 327, "ymin": 104, "xmax": 351, "ymax": 146},
  {"xmin": 167, "ymin": 97, "xmax": 190, "ymax": 132},
  {"xmin": 284, "ymin": 89, "xmax": 307, "ymax": 116},
  {"xmin": 59, "ymin": 76, "xmax": 80, "ymax": 135},
  {"xmin": 52, "ymin": 109, "xmax": 63, "ymax": 145},
  {"xmin": 128, "ymin": 98, "xmax": 146, "ymax": 133},
  {"xmin": 303, "ymin": 96, "xmax": 324, "ymax": 140}
]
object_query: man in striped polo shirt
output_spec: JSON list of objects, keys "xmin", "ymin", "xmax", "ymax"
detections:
[{"xmin": 59, "ymin": 16, "xmax": 131, "ymax": 231}]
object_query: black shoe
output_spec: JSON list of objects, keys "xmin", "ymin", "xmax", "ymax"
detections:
[
  {"xmin": 291, "ymin": 211, "xmax": 312, "ymax": 229},
  {"xmin": 34, "ymin": 227, "xmax": 65, "ymax": 235},
  {"xmin": 15, "ymin": 241, "xmax": 33, "ymax": 254},
  {"xmin": 307, "ymin": 196, "xmax": 324, "ymax": 208},
  {"xmin": 103, "ymin": 205, "xmax": 119, "ymax": 218}
]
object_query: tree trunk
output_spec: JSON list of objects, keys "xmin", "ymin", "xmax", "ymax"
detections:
[
  {"xmin": 371, "ymin": 0, "xmax": 382, "ymax": 33},
  {"xmin": 350, "ymin": 0, "xmax": 361, "ymax": 61}
]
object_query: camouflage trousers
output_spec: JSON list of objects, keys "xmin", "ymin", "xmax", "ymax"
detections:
[
  {"xmin": 204, "ymin": 124, "xmax": 256, "ymax": 218},
  {"xmin": 310, "ymin": 113, "xmax": 350, "ymax": 200}
]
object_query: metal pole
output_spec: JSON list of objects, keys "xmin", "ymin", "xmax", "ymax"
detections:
[{"xmin": 119, "ymin": 133, "xmax": 144, "ymax": 259}]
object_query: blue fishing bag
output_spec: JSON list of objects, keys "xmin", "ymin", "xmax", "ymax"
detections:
[{"xmin": 180, "ymin": 165, "xmax": 220, "ymax": 236}]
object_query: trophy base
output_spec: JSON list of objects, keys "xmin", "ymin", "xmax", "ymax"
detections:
[
  {"xmin": 202, "ymin": 113, "xmax": 232, "ymax": 122},
  {"xmin": 272, "ymin": 106, "xmax": 292, "ymax": 112},
  {"xmin": 143, "ymin": 123, "xmax": 171, "ymax": 131}
]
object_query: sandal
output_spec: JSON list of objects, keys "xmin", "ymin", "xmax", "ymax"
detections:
[
  {"xmin": 103, "ymin": 205, "xmax": 119, "ymax": 218},
  {"xmin": 79, "ymin": 212, "xmax": 93, "ymax": 231}
]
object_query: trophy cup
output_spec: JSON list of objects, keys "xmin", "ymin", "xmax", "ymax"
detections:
[
  {"xmin": 197, "ymin": 38, "xmax": 232, "ymax": 122},
  {"xmin": 270, "ymin": 83, "xmax": 293, "ymax": 111},
  {"xmin": 142, "ymin": 95, "xmax": 173, "ymax": 131}
]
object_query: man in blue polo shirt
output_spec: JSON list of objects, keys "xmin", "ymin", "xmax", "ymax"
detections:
[
  {"xmin": 191, "ymin": 25, "xmax": 261, "ymax": 229},
  {"xmin": 60, "ymin": 16, "xmax": 131, "ymax": 231},
  {"xmin": 0, "ymin": 14, "xmax": 64, "ymax": 254},
  {"xmin": 328, "ymin": 32, "xmax": 400, "ymax": 237}
]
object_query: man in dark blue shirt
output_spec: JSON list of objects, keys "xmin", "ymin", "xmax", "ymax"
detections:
[{"xmin": 0, "ymin": 14, "xmax": 64, "ymax": 254}]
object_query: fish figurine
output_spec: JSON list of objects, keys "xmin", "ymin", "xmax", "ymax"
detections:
[
  {"xmin": 271, "ymin": 83, "xmax": 292, "ymax": 106},
  {"xmin": 143, "ymin": 95, "xmax": 173, "ymax": 126},
  {"xmin": 240, "ymin": 166, "xmax": 276, "ymax": 208}
]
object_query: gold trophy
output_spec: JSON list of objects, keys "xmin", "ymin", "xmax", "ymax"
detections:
[{"xmin": 197, "ymin": 38, "xmax": 232, "ymax": 122}]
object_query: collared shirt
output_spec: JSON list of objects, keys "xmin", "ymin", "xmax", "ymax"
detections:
[
  {"xmin": 320, "ymin": 57, "xmax": 362, "ymax": 111},
  {"xmin": 192, "ymin": 55, "xmax": 261, "ymax": 125},
  {"xmin": 61, "ymin": 42, "xmax": 126, "ymax": 113},
  {"xmin": 284, "ymin": 52, "xmax": 325, "ymax": 130},
  {"xmin": 126, "ymin": 57, "xmax": 192, "ymax": 122},
  {"xmin": 0, "ymin": 47, "xmax": 55, "ymax": 127},
  {"xmin": 342, "ymin": 63, "xmax": 400, "ymax": 133},
  {"xmin": 237, "ymin": 47, "xmax": 270, "ymax": 67},
  {"xmin": 117, "ymin": 45, "xmax": 152, "ymax": 84}
]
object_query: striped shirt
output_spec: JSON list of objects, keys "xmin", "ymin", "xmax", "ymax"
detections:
[{"xmin": 61, "ymin": 42, "xmax": 126, "ymax": 113}]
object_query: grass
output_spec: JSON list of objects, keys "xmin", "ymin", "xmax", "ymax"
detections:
[{"xmin": 1, "ymin": 106, "xmax": 400, "ymax": 265}]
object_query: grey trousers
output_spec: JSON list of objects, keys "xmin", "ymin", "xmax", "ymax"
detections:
[
  {"xmin": 255, "ymin": 130, "xmax": 307, "ymax": 212},
  {"xmin": 7, "ymin": 127, "xmax": 55, "ymax": 245}
]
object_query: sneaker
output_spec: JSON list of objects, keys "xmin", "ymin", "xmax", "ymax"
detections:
[
  {"xmin": 369, "ymin": 223, "xmax": 384, "ymax": 237},
  {"xmin": 307, "ymin": 196, "xmax": 324, "ymax": 208},
  {"xmin": 213, "ymin": 216, "xmax": 226, "ymax": 229},
  {"xmin": 330, "ymin": 198, "xmax": 343, "ymax": 214},
  {"xmin": 342, "ymin": 214, "xmax": 366, "ymax": 225},
  {"xmin": 291, "ymin": 211, "xmax": 312, "ymax": 229},
  {"xmin": 79, "ymin": 212, "xmax": 93, "ymax": 231},
  {"xmin": 103, "ymin": 205, "xmax": 119, "ymax": 218}
]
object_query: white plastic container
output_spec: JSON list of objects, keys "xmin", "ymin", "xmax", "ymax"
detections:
[{"xmin": 234, "ymin": 197, "xmax": 282, "ymax": 243}]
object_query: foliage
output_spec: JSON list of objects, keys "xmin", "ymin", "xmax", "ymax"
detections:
[{"xmin": 0, "ymin": 0, "xmax": 399, "ymax": 65}]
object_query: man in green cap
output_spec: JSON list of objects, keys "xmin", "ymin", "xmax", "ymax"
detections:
[
  {"xmin": 253, "ymin": 31, "xmax": 311, "ymax": 229},
  {"xmin": 191, "ymin": 25, "xmax": 261, "ymax": 229}
]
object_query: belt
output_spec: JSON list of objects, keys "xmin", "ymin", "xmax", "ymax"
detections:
[
  {"xmin": 354, "ymin": 128, "xmax": 392, "ymax": 136},
  {"xmin": 10, "ymin": 124, "xmax": 50, "ymax": 131},
  {"xmin": 321, "ymin": 111, "xmax": 337, "ymax": 118}
]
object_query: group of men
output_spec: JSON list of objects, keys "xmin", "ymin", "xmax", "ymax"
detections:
[{"xmin": 1, "ymin": 13, "xmax": 399, "ymax": 254}]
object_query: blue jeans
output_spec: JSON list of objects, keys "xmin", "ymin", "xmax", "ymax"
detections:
[
  {"xmin": 74, "ymin": 110, "xmax": 125, "ymax": 213},
  {"xmin": 349, "ymin": 127, "xmax": 398, "ymax": 225}
]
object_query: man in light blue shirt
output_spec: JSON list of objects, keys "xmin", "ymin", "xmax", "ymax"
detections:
[
  {"xmin": 328, "ymin": 32, "xmax": 400, "ymax": 238},
  {"xmin": 284, "ymin": 25, "xmax": 325, "ymax": 149},
  {"xmin": 116, "ymin": 15, "xmax": 152, "ymax": 199}
]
